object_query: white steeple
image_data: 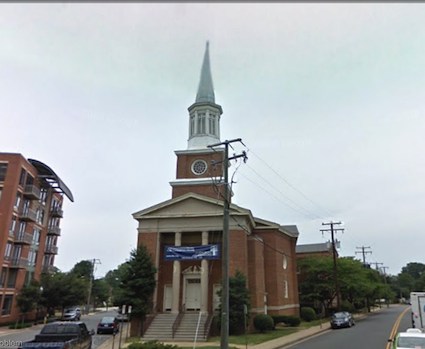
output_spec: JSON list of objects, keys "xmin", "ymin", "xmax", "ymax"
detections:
[{"xmin": 187, "ymin": 42, "xmax": 223, "ymax": 150}]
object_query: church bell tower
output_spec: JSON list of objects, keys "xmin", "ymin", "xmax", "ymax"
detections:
[{"xmin": 170, "ymin": 42, "xmax": 225, "ymax": 199}]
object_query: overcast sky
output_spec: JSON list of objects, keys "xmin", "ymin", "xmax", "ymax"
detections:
[{"xmin": 1, "ymin": 3, "xmax": 424, "ymax": 278}]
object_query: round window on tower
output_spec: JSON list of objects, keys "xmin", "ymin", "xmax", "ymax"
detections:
[{"xmin": 191, "ymin": 160, "xmax": 208, "ymax": 175}]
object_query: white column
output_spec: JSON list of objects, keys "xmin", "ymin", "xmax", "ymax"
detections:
[
  {"xmin": 171, "ymin": 232, "xmax": 181, "ymax": 313},
  {"xmin": 201, "ymin": 231, "xmax": 209, "ymax": 313}
]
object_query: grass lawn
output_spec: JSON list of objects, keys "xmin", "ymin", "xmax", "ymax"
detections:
[{"xmin": 208, "ymin": 327, "xmax": 299, "ymax": 346}]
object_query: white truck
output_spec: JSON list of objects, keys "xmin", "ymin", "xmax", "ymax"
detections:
[{"xmin": 410, "ymin": 292, "xmax": 425, "ymax": 329}]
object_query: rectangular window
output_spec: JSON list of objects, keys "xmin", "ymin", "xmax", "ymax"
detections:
[
  {"xmin": 209, "ymin": 115, "xmax": 216, "ymax": 135},
  {"xmin": 18, "ymin": 221, "xmax": 26, "ymax": 234},
  {"xmin": 197, "ymin": 112, "xmax": 206, "ymax": 134},
  {"xmin": 32, "ymin": 228, "xmax": 41, "ymax": 245},
  {"xmin": 28, "ymin": 250, "xmax": 37, "ymax": 266},
  {"xmin": 26, "ymin": 174, "xmax": 34, "ymax": 186},
  {"xmin": 40, "ymin": 188, "xmax": 48, "ymax": 205},
  {"xmin": 1, "ymin": 295, "xmax": 13, "ymax": 315},
  {"xmin": 19, "ymin": 169, "xmax": 26, "ymax": 186},
  {"xmin": 0, "ymin": 188, "xmax": 2, "ymax": 203},
  {"xmin": 284, "ymin": 280, "xmax": 289, "ymax": 299},
  {"xmin": 7, "ymin": 269, "xmax": 17, "ymax": 288},
  {"xmin": 9, "ymin": 216, "xmax": 17, "ymax": 235},
  {"xmin": 190, "ymin": 115, "xmax": 195, "ymax": 136},
  {"xmin": 0, "ymin": 163, "xmax": 8, "ymax": 182},
  {"xmin": 14, "ymin": 192, "xmax": 21, "ymax": 210},
  {"xmin": 0, "ymin": 268, "xmax": 7, "ymax": 288},
  {"xmin": 4, "ymin": 243, "xmax": 12, "ymax": 259}
]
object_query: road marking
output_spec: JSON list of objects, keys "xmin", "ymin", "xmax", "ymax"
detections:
[{"xmin": 386, "ymin": 306, "xmax": 411, "ymax": 349}]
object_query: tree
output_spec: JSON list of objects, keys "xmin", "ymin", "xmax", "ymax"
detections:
[
  {"xmin": 217, "ymin": 270, "xmax": 251, "ymax": 335},
  {"xmin": 119, "ymin": 245, "xmax": 156, "ymax": 335},
  {"xmin": 228, "ymin": 270, "xmax": 251, "ymax": 335},
  {"xmin": 91, "ymin": 278, "xmax": 110, "ymax": 308},
  {"xmin": 104, "ymin": 263, "xmax": 131, "ymax": 307},
  {"xmin": 40, "ymin": 271, "xmax": 88, "ymax": 315},
  {"xmin": 16, "ymin": 280, "xmax": 42, "ymax": 322}
]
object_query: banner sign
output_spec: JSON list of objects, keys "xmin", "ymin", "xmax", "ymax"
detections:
[{"xmin": 164, "ymin": 244, "xmax": 220, "ymax": 261}]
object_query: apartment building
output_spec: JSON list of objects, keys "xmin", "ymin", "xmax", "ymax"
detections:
[{"xmin": 0, "ymin": 153, "xmax": 73, "ymax": 323}]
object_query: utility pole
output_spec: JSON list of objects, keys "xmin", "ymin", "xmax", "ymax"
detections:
[
  {"xmin": 355, "ymin": 246, "xmax": 372, "ymax": 267},
  {"xmin": 86, "ymin": 258, "xmax": 101, "ymax": 314},
  {"xmin": 321, "ymin": 221, "xmax": 344, "ymax": 311},
  {"xmin": 370, "ymin": 261, "xmax": 383, "ymax": 271},
  {"xmin": 208, "ymin": 138, "xmax": 247, "ymax": 349}
]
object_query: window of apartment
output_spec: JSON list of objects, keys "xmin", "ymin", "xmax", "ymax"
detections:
[
  {"xmin": 0, "ymin": 268, "xmax": 7, "ymax": 288},
  {"xmin": 18, "ymin": 221, "xmax": 26, "ymax": 234},
  {"xmin": 26, "ymin": 174, "xmax": 34, "ymax": 186},
  {"xmin": 12, "ymin": 245, "xmax": 22, "ymax": 260},
  {"xmin": 197, "ymin": 112, "xmax": 206, "ymax": 134},
  {"xmin": 32, "ymin": 228, "xmax": 41, "ymax": 245},
  {"xmin": 1, "ymin": 295, "xmax": 14, "ymax": 315},
  {"xmin": 0, "ymin": 188, "xmax": 2, "ymax": 203},
  {"xmin": 28, "ymin": 250, "xmax": 38, "ymax": 267},
  {"xmin": 7, "ymin": 269, "xmax": 18, "ymax": 288},
  {"xmin": 40, "ymin": 188, "xmax": 48, "ymax": 205},
  {"xmin": 4, "ymin": 243, "xmax": 12, "ymax": 260},
  {"xmin": 14, "ymin": 192, "xmax": 21, "ymax": 210},
  {"xmin": 0, "ymin": 163, "xmax": 8, "ymax": 182},
  {"xmin": 19, "ymin": 169, "xmax": 26, "ymax": 186},
  {"xmin": 9, "ymin": 216, "xmax": 17, "ymax": 235},
  {"xmin": 36, "ymin": 208, "xmax": 45, "ymax": 225},
  {"xmin": 23, "ymin": 199, "xmax": 30, "ymax": 213}
]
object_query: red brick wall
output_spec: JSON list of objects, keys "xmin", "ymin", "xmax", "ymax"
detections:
[{"xmin": 247, "ymin": 236, "xmax": 266, "ymax": 311}]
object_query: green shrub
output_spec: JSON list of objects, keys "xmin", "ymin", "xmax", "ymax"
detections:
[
  {"xmin": 340, "ymin": 301, "xmax": 355, "ymax": 313},
  {"xmin": 300, "ymin": 307, "xmax": 317, "ymax": 322},
  {"xmin": 127, "ymin": 341, "xmax": 179, "ymax": 349},
  {"xmin": 271, "ymin": 315, "xmax": 301, "ymax": 327},
  {"xmin": 284, "ymin": 315, "xmax": 301, "ymax": 327},
  {"xmin": 253, "ymin": 314, "xmax": 274, "ymax": 333},
  {"xmin": 9, "ymin": 322, "xmax": 32, "ymax": 329}
]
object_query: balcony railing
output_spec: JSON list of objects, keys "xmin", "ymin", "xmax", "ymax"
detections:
[
  {"xmin": 45, "ymin": 244, "xmax": 58, "ymax": 254},
  {"xmin": 23, "ymin": 185, "xmax": 41, "ymax": 200},
  {"xmin": 42, "ymin": 264, "xmax": 56, "ymax": 273},
  {"xmin": 20, "ymin": 208, "xmax": 37, "ymax": 222},
  {"xmin": 9, "ymin": 257, "xmax": 29, "ymax": 268},
  {"xmin": 47, "ymin": 226, "xmax": 61, "ymax": 236},
  {"xmin": 50, "ymin": 207, "xmax": 63, "ymax": 218},
  {"xmin": 14, "ymin": 232, "xmax": 33, "ymax": 244}
]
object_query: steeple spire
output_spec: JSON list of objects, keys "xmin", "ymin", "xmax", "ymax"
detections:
[
  {"xmin": 187, "ymin": 42, "xmax": 223, "ymax": 150},
  {"xmin": 195, "ymin": 41, "xmax": 215, "ymax": 104}
]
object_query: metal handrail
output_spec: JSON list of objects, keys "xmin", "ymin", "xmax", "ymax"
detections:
[
  {"xmin": 172, "ymin": 311, "xmax": 184, "ymax": 338},
  {"xmin": 203, "ymin": 313, "xmax": 213, "ymax": 340}
]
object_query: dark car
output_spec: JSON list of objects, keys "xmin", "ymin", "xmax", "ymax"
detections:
[
  {"xmin": 62, "ymin": 307, "xmax": 81, "ymax": 321},
  {"xmin": 330, "ymin": 311, "xmax": 355, "ymax": 329},
  {"xmin": 97, "ymin": 317, "xmax": 119, "ymax": 335}
]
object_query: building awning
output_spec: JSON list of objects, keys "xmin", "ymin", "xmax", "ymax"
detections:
[{"xmin": 28, "ymin": 159, "xmax": 74, "ymax": 202}]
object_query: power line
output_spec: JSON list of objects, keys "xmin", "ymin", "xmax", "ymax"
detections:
[{"xmin": 247, "ymin": 148, "xmax": 334, "ymax": 217}]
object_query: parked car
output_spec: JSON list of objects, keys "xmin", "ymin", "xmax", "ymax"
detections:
[
  {"xmin": 62, "ymin": 307, "xmax": 81, "ymax": 321},
  {"xmin": 390, "ymin": 329, "xmax": 425, "ymax": 349},
  {"xmin": 19, "ymin": 321, "xmax": 94, "ymax": 349},
  {"xmin": 330, "ymin": 311, "xmax": 355, "ymax": 329},
  {"xmin": 97, "ymin": 316, "xmax": 119, "ymax": 335}
]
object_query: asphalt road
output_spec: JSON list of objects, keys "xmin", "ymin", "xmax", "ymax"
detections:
[
  {"xmin": 0, "ymin": 310, "xmax": 126, "ymax": 349},
  {"xmin": 285, "ymin": 305, "xmax": 411, "ymax": 349}
]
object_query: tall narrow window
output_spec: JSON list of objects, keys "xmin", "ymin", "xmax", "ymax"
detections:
[
  {"xmin": 1, "ymin": 295, "xmax": 14, "ymax": 315},
  {"xmin": 284, "ymin": 280, "xmax": 289, "ymax": 299},
  {"xmin": 190, "ymin": 114, "xmax": 196, "ymax": 136},
  {"xmin": 0, "ymin": 163, "xmax": 8, "ymax": 182},
  {"xmin": 19, "ymin": 169, "xmax": 26, "ymax": 186},
  {"xmin": 14, "ymin": 192, "xmax": 21, "ymax": 210},
  {"xmin": 40, "ymin": 188, "xmax": 48, "ymax": 205},
  {"xmin": 197, "ymin": 112, "xmax": 206, "ymax": 134},
  {"xmin": 209, "ymin": 114, "xmax": 216, "ymax": 136}
]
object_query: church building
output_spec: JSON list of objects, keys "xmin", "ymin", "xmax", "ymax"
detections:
[{"xmin": 132, "ymin": 43, "xmax": 300, "ymax": 339}]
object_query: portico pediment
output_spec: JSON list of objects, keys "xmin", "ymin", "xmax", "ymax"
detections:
[{"xmin": 132, "ymin": 192, "xmax": 255, "ymax": 232}]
